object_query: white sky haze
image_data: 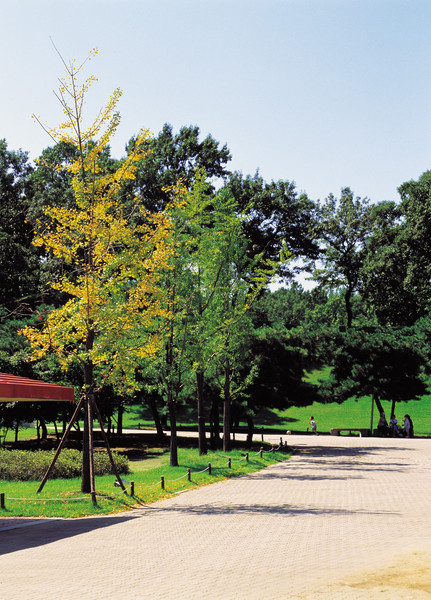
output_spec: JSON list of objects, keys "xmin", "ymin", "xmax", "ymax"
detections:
[{"xmin": 2, "ymin": 0, "xmax": 431, "ymax": 205}]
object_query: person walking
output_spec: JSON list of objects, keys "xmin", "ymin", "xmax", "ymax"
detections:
[{"xmin": 309, "ymin": 416, "xmax": 317, "ymax": 434}]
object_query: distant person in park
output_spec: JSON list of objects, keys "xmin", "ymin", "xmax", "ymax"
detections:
[
  {"xmin": 403, "ymin": 414, "xmax": 414, "ymax": 438},
  {"xmin": 377, "ymin": 411, "xmax": 389, "ymax": 436},
  {"xmin": 389, "ymin": 414, "xmax": 399, "ymax": 437},
  {"xmin": 309, "ymin": 416, "xmax": 317, "ymax": 434}
]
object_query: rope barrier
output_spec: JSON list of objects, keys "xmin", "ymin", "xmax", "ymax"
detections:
[
  {"xmin": 194, "ymin": 466, "xmax": 210, "ymax": 475},
  {"xmin": 133, "ymin": 480, "xmax": 165, "ymax": 490},
  {"xmin": 6, "ymin": 495, "xmax": 89, "ymax": 502},
  {"xmin": 1, "ymin": 442, "xmax": 290, "ymax": 509},
  {"xmin": 164, "ymin": 472, "xmax": 189, "ymax": 483}
]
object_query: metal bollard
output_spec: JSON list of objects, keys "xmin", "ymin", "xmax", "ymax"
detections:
[
  {"xmin": 261, "ymin": 427, "xmax": 264, "ymax": 442},
  {"xmin": 246, "ymin": 452, "xmax": 249, "ymax": 463},
  {"xmin": 161, "ymin": 476, "xmax": 165, "ymax": 490},
  {"xmin": 208, "ymin": 462, "xmax": 212, "ymax": 475},
  {"xmin": 187, "ymin": 468, "xmax": 191, "ymax": 482},
  {"xmin": 130, "ymin": 481, "xmax": 135, "ymax": 496},
  {"xmin": 1, "ymin": 493, "xmax": 4, "ymax": 509},
  {"xmin": 228, "ymin": 458, "xmax": 231, "ymax": 468},
  {"xmin": 260, "ymin": 447, "xmax": 263, "ymax": 459}
]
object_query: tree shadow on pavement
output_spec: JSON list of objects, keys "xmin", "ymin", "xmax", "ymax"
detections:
[
  {"xmin": 139, "ymin": 502, "xmax": 398, "ymax": 518},
  {"xmin": 293, "ymin": 444, "xmax": 415, "ymax": 459},
  {"xmin": 0, "ymin": 514, "xmax": 140, "ymax": 556},
  {"xmin": 251, "ymin": 461, "xmax": 409, "ymax": 479}
]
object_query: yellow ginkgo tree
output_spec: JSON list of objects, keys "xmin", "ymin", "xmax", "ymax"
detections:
[{"xmin": 22, "ymin": 49, "xmax": 176, "ymax": 499}]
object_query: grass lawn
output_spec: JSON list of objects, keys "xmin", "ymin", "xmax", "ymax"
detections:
[
  {"xmin": 264, "ymin": 368, "xmax": 431, "ymax": 437},
  {"xmin": 117, "ymin": 366, "xmax": 431, "ymax": 437},
  {"xmin": 264, "ymin": 394, "xmax": 431, "ymax": 437},
  {"xmin": 0, "ymin": 445, "xmax": 289, "ymax": 518}
]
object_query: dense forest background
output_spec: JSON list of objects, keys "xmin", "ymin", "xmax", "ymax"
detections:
[{"xmin": 2, "ymin": 121, "xmax": 431, "ymax": 452}]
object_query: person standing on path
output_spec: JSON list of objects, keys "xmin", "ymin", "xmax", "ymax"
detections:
[
  {"xmin": 390, "ymin": 414, "xmax": 399, "ymax": 437},
  {"xmin": 403, "ymin": 414, "xmax": 414, "ymax": 437}
]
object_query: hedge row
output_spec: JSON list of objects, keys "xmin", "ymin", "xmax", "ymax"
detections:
[{"xmin": 0, "ymin": 449, "xmax": 129, "ymax": 481}]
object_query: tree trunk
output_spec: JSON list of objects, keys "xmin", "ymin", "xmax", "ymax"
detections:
[
  {"xmin": 345, "ymin": 285, "xmax": 353, "ymax": 328},
  {"xmin": 147, "ymin": 394, "xmax": 165, "ymax": 441},
  {"xmin": 196, "ymin": 368, "xmax": 207, "ymax": 455},
  {"xmin": 168, "ymin": 399, "xmax": 178, "ymax": 467},
  {"xmin": 223, "ymin": 358, "xmax": 231, "ymax": 452},
  {"xmin": 40, "ymin": 419, "xmax": 48, "ymax": 440},
  {"xmin": 210, "ymin": 396, "xmax": 220, "ymax": 450},
  {"xmin": 81, "ymin": 394, "xmax": 92, "ymax": 493},
  {"xmin": 373, "ymin": 395, "xmax": 385, "ymax": 416},
  {"xmin": 246, "ymin": 416, "xmax": 254, "ymax": 448},
  {"xmin": 117, "ymin": 403, "xmax": 124, "ymax": 435},
  {"xmin": 81, "ymin": 330, "xmax": 95, "ymax": 495}
]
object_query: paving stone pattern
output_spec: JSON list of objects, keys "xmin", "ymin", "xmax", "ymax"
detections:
[{"xmin": 1, "ymin": 435, "xmax": 430, "ymax": 599}]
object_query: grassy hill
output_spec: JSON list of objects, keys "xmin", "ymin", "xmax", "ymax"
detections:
[{"xmin": 267, "ymin": 367, "xmax": 431, "ymax": 436}]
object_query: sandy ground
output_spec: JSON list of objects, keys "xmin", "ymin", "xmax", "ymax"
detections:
[{"xmin": 302, "ymin": 549, "xmax": 431, "ymax": 599}]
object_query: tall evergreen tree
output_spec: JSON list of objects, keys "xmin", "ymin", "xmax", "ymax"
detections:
[
  {"xmin": 309, "ymin": 188, "xmax": 372, "ymax": 328},
  {"xmin": 0, "ymin": 140, "xmax": 38, "ymax": 310}
]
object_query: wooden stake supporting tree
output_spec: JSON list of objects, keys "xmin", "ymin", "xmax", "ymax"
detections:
[
  {"xmin": 37, "ymin": 393, "xmax": 127, "ymax": 501},
  {"xmin": 22, "ymin": 47, "xmax": 176, "ymax": 499}
]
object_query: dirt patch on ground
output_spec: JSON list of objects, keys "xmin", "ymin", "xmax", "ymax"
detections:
[
  {"xmin": 345, "ymin": 550, "xmax": 431, "ymax": 598},
  {"xmin": 297, "ymin": 550, "xmax": 431, "ymax": 599}
]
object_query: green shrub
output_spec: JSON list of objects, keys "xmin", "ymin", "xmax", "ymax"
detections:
[{"xmin": 0, "ymin": 449, "xmax": 129, "ymax": 481}]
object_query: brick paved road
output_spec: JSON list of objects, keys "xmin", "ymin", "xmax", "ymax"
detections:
[{"xmin": 1, "ymin": 435, "xmax": 430, "ymax": 599}]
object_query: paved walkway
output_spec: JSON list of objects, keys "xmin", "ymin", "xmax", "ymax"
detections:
[{"xmin": 1, "ymin": 435, "xmax": 431, "ymax": 599}]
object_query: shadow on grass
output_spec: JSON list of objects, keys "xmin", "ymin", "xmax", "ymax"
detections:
[{"xmin": 253, "ymin": 406, "xmax": 300, "ymax": 426}]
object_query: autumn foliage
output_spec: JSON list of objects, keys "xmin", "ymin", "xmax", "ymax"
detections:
[{"xmin": 22, "ymin": 49, "xmax": 177, "ymax": 392}]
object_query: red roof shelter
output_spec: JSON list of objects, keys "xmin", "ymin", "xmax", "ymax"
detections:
[{"xmin": 0, "ymin": 373, "xmax": 75, "ymax": 403}]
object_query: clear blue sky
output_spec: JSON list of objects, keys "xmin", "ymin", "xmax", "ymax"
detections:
[{"xmin": 2, "ymin": 0, "xmax": 431, "ymax": 204}]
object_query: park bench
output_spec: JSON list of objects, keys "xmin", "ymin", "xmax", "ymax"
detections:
[{"xmin": 330, "ymin": 428, "xmax": 370, "ymax": 437}]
